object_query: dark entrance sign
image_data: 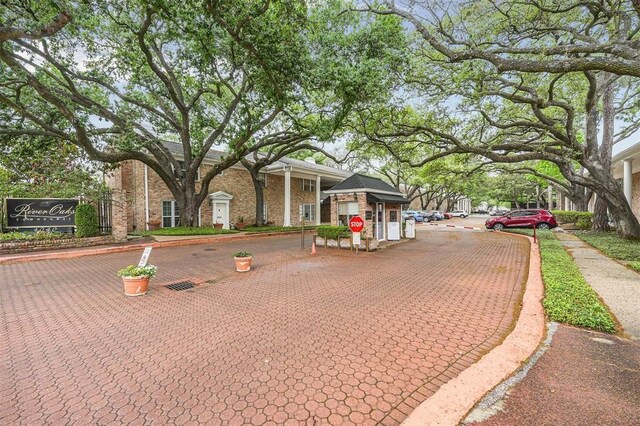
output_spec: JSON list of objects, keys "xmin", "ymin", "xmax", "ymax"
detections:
[{"xmin": 5, "ymin": 198, "xmax": 78, "ymax": 230}]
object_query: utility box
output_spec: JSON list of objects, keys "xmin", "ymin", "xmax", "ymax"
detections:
[{"xmin": 405, "ymin": 219, "xmax": 416, "ymax": 239}]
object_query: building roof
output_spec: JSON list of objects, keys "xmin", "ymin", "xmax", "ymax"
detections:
[
  {"xmin": 612, "ymin": 139, "xmax": 640, "ymax": 178},
  {"xmin": 269, "ymin": 156, "xmax": 353, "ymax": 179},
  {"xmin": 163, "ymin": 141, "xmax": 226, "ymax": 161},
  {"xmin": 324, "ymin": 173, "xmax": 404, "ymax": 196},
  {"xmin": 161, "ymin": 141, "xmax": 353, "ymax": 180},
  {"xmin": 366, "ymin": 192, "xmax": 410, "ymax": 204}
]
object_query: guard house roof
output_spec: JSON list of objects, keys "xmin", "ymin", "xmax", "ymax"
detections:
[{"xmin": 324, "ymin": 173, "xmax": 410, "ymax": 204}]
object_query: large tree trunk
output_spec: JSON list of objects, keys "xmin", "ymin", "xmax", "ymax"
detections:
[
  {"xmin": 240, "ymin": 159, "xmax": 266, "ymax": 226},
  {"xmin": 585, "ymin": 164, "xmax": 640, "ymax": 238},
  {"xmin": 250, "ymin": 170, "xmax": 266, "ymax": 226},
  {"xmin": 176, "ymin": 188, "xmax": 201, "ymax": 227},
  {"xmin": 591, "ymin": 75, "xmax": 615, "ymax": 232},
  {"xmin": 592, "ymin": 197, "xmax": 610, "ymax": 232}
]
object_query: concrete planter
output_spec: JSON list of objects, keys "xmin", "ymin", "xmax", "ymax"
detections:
[{"xmin": 319, "ymin": 236, "xmax": 378, "ymax": 251}]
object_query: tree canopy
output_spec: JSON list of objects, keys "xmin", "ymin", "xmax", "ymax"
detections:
[{"xmin": 0, "ymin": 0, "xmax": 407, "ymax": 225}]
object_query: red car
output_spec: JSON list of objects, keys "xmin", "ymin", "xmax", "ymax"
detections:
[{"xmin": 485, "ymin": 209, "xmax": 558, "ymax": 231}]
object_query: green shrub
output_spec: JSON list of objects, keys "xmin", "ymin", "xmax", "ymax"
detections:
[
  {"xmin": 0, "ymin": 230, "xmax": 72, "ymax": 242},
  {"xmin": 629, "ymin": 262, "xmax": 640, "ymax": 273},
  {"xmin": 551, "ymin": 210, "xmax": 593, "ymax": 226},
  {"xmin": 75, "ymin": 203, "xmax": 99, "ymax": 237},
  {"xmin": 316, "ymin": 225, "xmax": 350, "ymax": 239},
  {"xmin": 576, "ymin": 217, "xmax": 592, "ymax": 230}
]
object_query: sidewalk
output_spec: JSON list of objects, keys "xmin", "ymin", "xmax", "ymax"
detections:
[
  {"xmin": 555, "ymin": 232, "xmax": 640, "ymax": 339},
  {"xmin": 465, "ymin": 231, "xmax": 640, "ymax": 425}
]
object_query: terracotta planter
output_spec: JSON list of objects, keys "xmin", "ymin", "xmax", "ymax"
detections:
[
  {"xmin": 122, "ymin": 276, "xmax": 150, "ymax": 296},
  {"xmin": 234, "ymin": 256, "xmax": 253, "ymax": 272},
  {"xmin": 235, "ymin": 222, "xmax": 247, "ymax": 230},
  {"xmin": 213, "ymin": 223, "xmax": 224, "ymax": 229},
  {"xmin": 147, "ymin": 221, "xmax": 161, "ymax": 231}
]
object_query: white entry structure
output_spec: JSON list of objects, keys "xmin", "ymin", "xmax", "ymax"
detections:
[{"xmin": 209, "ymin": 191, "xmax": 233, "ymax": 229}]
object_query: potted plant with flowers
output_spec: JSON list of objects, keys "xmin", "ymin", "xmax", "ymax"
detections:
[
  {"xmin": 117, "ymin": 264, "xmax": 157, "ymax": 296},
  {"xmin": 235, "ymin": 216, "xmax": 247, "ymax": 230},
  {"xmin": 233, "ymin": 251, "xmax": 253, "ymax": 272}
]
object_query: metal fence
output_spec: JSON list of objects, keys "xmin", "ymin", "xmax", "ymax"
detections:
[{"xmin": 96, "ymin": 191, "xmax": 113, "ymax": 235}]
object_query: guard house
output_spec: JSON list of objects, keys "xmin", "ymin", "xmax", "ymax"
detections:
[{"xmin": 324, "ymin": 174, "xmax": 410, "ymax": 241}]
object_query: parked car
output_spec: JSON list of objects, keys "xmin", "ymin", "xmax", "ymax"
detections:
[
  {"xmin": 450, "ymin": 210, "xmax": 468, "ymax": 218},
  {"xmin": 443, "ymin": 212, "xmax": 453, "ymax": 219},
  {"xmin": 485, "ymin": 209, "xmax": 558, "ymax": 231},
  {"xmin": 430, "ymin": 211, "xmax": 445, "ymax": 221},
  {"xmin": 491, "ymin": 209, "xmax": 510, "ymax": 216},
  {"xmin": 420, "ymin": 211, "xmax": 434, "ymax": 222},
  {"xmin": 403, "ymin": 210, "xmax": 424, "ymax": 222}
]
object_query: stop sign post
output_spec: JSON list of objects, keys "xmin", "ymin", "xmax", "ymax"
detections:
[{"xmin": 349, "ymin": 216, "xmax": 365, "ymax": 253}]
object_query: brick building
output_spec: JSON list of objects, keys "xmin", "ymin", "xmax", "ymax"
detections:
[{"xmin": 107, "ymin": 142, "xmax": 353, "ymax": 232}]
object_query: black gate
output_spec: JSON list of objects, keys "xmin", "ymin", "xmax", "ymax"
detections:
[{"xmin": 97, "ymin": 191, "xmax": 112, "ymax": 234}]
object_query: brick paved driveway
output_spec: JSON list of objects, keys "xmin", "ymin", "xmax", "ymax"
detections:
[{"xmin": 1, "ymin": 229, "xmax": 529, "ymax": 425}]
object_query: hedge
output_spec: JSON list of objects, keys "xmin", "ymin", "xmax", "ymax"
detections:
[
  {"xmin": 316, "ymin": 225, "xmax": 350, "ymax": 239},
  {"xmin": 75, "ymin": 203, "xmax": 99, "ymax": 237},
  {"xmin": 551, "ymin": 210, "xmax": 593, "ymax": 229}
]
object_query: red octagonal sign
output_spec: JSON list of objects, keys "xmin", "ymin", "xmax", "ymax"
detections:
[{"xmin": 349, "ymin": 216, "xmax": 365, "ymax": 233}]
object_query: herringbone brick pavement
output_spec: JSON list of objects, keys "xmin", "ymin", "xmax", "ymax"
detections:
[{"xmin": 0, "ymin": 230, "xmax": 528, "ymax": 425}]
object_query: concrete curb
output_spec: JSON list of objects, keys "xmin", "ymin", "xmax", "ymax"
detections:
[
  {"xmin": 427, "ymin": 223, "xmax": 483, "ymax": 231},
  {"xmin": 401, "ymin": 234, "xmax": 545, "ymax": 426},
  {"xmin": 0, "ymin": 230, "xmax": 315, "ymax": 265}
]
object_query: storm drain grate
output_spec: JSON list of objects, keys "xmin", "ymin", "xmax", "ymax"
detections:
[{"xmin": 165, "ymin": 281, "xmax": 196, "ymax": 291}]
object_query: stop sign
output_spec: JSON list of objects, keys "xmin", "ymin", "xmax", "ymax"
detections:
[{"xmin": 349, "ymin": 216, "xmax": 365, "ymax": 233}]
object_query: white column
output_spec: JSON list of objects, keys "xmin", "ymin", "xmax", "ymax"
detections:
[
  {"xmin": 315, "ymin": 175, "xmax": 321, "ymax": 225},
  {"xmin": 284, "ymin": 168, "xmax": 291, "ymax": 226},
  {"xmin": 623, "ymin": 159, "xmax": 633, "ymax": 205},
  {"xmin": 547, "ymin": 185, "xmax": 553, "ymax": 209}
]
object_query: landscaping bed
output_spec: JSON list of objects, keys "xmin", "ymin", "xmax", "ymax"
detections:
[
  {"xmin": 131, "ymin": 227, "xmax": 239, "ymax": 237},
  {"xmin": 0, "ymin": 233, "xmax": 115, "ymax": 255},
  {"xmin": 244, "ymin": 225, "xmax": 318, "ymax": 234},
  {"xmin": 575, "ymin": 231, "xmax": 640, "ymax": 263},
  {"xmin": 506, "ymin": 229, "xmax": 616, "ymax": 332}
]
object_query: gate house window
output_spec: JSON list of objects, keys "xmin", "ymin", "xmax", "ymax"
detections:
[
  {"xmin": 162, "ymin": 201, "xmax": 180, "ymax": 227},
  {"xmin": 338, "ymin": 202, "xmax": 358, "ymax": 226},
  {"xmin": 301, "ymin": 204, "xmax": 315, "ymax": 222},
  {"xmin": 302, "ymin": 178, "xmax": 315, "ymax": 192}
]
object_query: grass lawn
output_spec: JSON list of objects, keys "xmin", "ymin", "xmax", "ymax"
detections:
[
  {"xmin": 506, "ymin": 229, "xmax": 616, "ymax": 333},
  {"xmin": 244, "ymin": 225, "xmax": 318, "ymax": 233},
  {"xmin": 131, "ymin": 227, "xmax": 239, "ymax": 237},
  {"xmin": 575, "ymin": 231, "xmax": 640, "ymax": 262}
]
